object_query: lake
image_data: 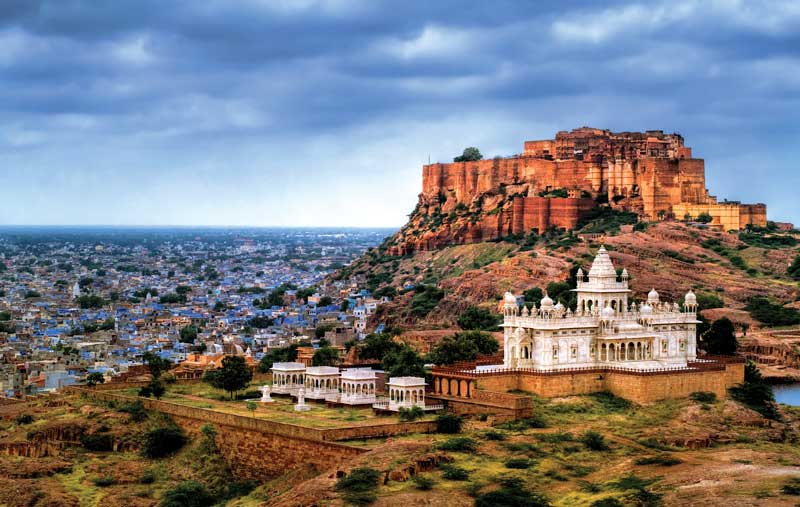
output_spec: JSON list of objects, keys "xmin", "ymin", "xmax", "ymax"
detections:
[{"xmin": 773, "ymin": 384, "xmax": 800, "ymax": 406}]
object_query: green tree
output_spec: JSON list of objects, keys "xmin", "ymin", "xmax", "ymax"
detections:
[
  {"xmin": 246, "ymin": 401, "xmax": 258, "ymax": 418},
  {"xmin": 204, "ymin": 356, "xmax": 253, "ymax": 399},
  {"xmin": 696, "ymin": 212, "xmax": 713, "ymax": 223},
  {"xmin": 179, "ymin": 325, "xmax": 199, "ymax": 344},
  {"xmin": 427, "ymin": 331, "xmax": 499, "ymax": 365},
  {"xmin": 523, "ymin": 287, "xmax": 544, "ymax": 307},
  {"xmin": 383, "ymin": 345, "xmax": 425, "ymax": 378},
  {"xmin": 453, "ymin": 147, "xmax": 483, "ymax": 162},
  {"xmin": 247, "ymin": 316, "xmax": 273, "ymax": 329},
  {"xmin": 159, "ymin": 293, "xmax": 187, "ymax": 304},
  {"xmin": 142, "ymin": 351, "xmax": 172, "ymax": 380},
  {"xmin": 85, "ymin": 372, "xmax": 105, "ymax": 387},
  {"xmin": 359, "ymin": 332, "xmax": 401, "ymax": 361},
  {"xmin": 77, "ymin": 294, "xmax": 104, "ymax": 309},
  {"xmin": 701, "ymin": 317, "xmax": 738, "ymax": 355},
  {"xmin": 257, "ymin": 345, "xmax": 299, "ymax": 373},
  {"xmin": 457, "ymin": 306, "xmax": 501, "ymax": 331},
  {"xmin": 315, "ymin": 322, "xmax": 335, "ymax": 339},
  {"xmin": 318, "ymin": 296, "xmax": 333, "ymax": 306},
  {"xmin": 311, "ymin": 346, "xmax": 339, "ymax": 366}
]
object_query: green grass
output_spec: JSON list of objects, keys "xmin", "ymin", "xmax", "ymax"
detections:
[{"xmin": 57, "ymin": 464, "xmax": 104, "ymax": 507}]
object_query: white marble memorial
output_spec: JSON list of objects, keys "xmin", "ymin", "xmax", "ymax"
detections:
[
  {"xmin": 259, "ymin": 384, "xmax": 274, "ymax": 403},
  {"xmin": 271, "ymin": 362, "xmax": 306, "ymax": 395},
  {"xmin": 293, "ymin": 387, "xmax": 311, "ymax": 411},
  {"xmin": 340, "ymin": 368, "xmax": 377, "ymax": 405},
  {"xmin": 304, "ymin": 366, "xmax": 340, "ymax": 400},
  {"xmin": 502, "ymin": 246, "xmax": 700, "ymax": 372}
]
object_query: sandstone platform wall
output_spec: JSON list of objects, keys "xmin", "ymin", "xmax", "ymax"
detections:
[
  {"xmin": 67, "ymin": 388, "xmax": 440, "ymax": 481},
  {"xmin": 459, "ymin": 362, "xmax": 744, "ymax": 405}
]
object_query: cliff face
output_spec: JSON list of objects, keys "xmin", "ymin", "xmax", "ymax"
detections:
[{"xmin": 389, "ymin": 127, "xmax": 765, "ymax": 255}]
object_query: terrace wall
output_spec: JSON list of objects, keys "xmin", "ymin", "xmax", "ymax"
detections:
[
  {"xmin": 434, "ymin": 357, "xmax": 744, "ymax": 407},
  {"xmin": 65, "ymin": 387, "xmax": 437, "ymax": 480}
]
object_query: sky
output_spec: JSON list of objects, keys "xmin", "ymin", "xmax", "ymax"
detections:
[{"xmin": 0, "ymin": 0, "xmax": 798, "ymax": 227}]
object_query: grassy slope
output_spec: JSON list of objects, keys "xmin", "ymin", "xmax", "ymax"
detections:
[{"xmin": 268, "ymin": 393, "xmax": 800, "ymax": 507}]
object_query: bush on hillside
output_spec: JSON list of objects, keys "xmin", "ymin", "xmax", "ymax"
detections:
[
  {"xmin": 436, "ymin": 414, "xmax": 464, "ymax": 434},
  {"xmin": 141, "ymin": 426, "xmax": 187, "ymax": 458}
]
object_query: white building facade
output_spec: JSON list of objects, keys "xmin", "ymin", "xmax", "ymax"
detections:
[
  {"xmin": 340, "ymin": 368, "xmax": 377, "ymax": 405},
  {"xmin": 304, "ymin": 366, "xmax": 341, "ymax": 400},
  {"xmin": 271, "ymin": 362, "xmax": 306, "ymax": 395},
  {"xmin": 502, "ymin": 246, "xmax": 699, "ymax": 371}
]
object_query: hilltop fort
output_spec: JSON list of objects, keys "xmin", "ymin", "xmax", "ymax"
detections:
[{"xmin": 391, "ymin": 127, "xmax": 766, "ymax": 254}]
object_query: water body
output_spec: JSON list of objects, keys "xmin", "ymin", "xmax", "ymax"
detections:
[{"xmin": 773, "ymin": 384, "xmax": 800, "ymax": 406}]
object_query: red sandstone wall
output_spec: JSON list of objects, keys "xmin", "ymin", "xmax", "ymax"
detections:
[{"xmin": 510, "ymin": 197, "xmax": 594, "ymax": 234}]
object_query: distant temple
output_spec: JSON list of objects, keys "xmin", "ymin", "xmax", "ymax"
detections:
[{"xmin": 392, "ymin": 127, "xmax": 766, "ymax": 254}]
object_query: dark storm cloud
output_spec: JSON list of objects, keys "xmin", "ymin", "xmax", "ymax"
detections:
[{"xmin": 0, "ymin": 0, "xmax": 798, "ymax": 225}]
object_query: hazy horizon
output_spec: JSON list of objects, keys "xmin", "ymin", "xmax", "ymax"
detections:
[{"xmin": 1, "ymin": 1, "xmax": 798, "ymax": 226}]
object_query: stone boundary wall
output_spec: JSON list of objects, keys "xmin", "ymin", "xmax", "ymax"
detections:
[
  {"xmin": 67, "ymin": 387, "xmax": 367, "ymax": 480},
  {"xmin": 473, "ymin": 363, "xmax": 743, "ymax": 404},
  {"xmin": 66, "ymin": 387, "xmax": 436, "ymax": 442},
  {"xmin": 430, "ymin": 389, "xmax": 533, "ymax": 421}
]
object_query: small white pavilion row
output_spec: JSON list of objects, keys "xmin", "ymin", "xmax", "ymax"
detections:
[
  {"xmin": 270, "ymin": 363, "xmax": 379, "ymax": 406},
  {"xmin": 269, "ymin": 363, "xmax": 441, "ymax": 411}
]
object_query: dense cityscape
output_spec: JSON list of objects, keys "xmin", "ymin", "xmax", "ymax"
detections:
[{"xmin": 0, "ymin": 227, "xmax": 393, "ymax": 397}]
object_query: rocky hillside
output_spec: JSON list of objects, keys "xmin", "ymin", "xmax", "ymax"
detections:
[{"xmin": 336, "ymin": 221, "xmax": 800, "ymax": 331}]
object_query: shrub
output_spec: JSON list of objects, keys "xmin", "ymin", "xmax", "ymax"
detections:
[
  {"xmin": 634, "ymin": 455, "xmax": 682, "ymax": 466},
  {"xmin": 536, "ymin": 432, "xmax": 574, "ymax": 444},
  {"xmin": 440, "ymin": 464, "xmax": 469, "ymax": 481},
  {"xmin": 608, "ymin": 474, "xmax": 656, "ymax": 491},
  {"xmin": 474, "ymin": 477, "xmax": 551, "ymax": 507},
  {"xmin": 436, "ymin": 414, "xmax": 463, "ymax": 434},
  {"xmin": 119, "ymin": 400, "xmax": 148, "ymax": 422},
  {"xmin": 159, "ymin": 481, "xmax": 215, "ymax": 507},
  {"xmin": 398, "ymin": 406, "xmax": 424, "ymax": 422},
  {"xmin": 81, "ymin": 433, "xmax": 114, "ymax": 452},
  {"xmin": 782, "ymin": 477, "xmax": 800, "ymax": 495},
  {"xmin": 482, "ymin": 430, "xmax": 507, "ymax": 441},
  {"xmin": 436, "ymin": 437, "xmax": 478, "ymax": 453},
  {"xmin": 409, "ymin": 285, "xmax": 445, "ymax": 318},
  {"xmin": 15, "ymin": 414, "xmax": 33, "ymax": 425},
  {"xmin": 139, "ymin": 470, "xmax": 156, "ymax": 484},
  {"xmin": 590, "ymin": 391, "xmax": 632, "ymax": 412},
  {"xmin": 591, "ymin": 499, "xmax": 624, "ymax": 507},
  {"xmin": 92, "ymin": 476, "xmax": 115, "ymax": 487},
  {"xmin": 141, "ymin": 426, "xmax": 187, "ymax": 458},
  {"xmin": 745, "ymin": 297, "xmax": 800, "ymax": 327},
  {"xmin": 625, "ymin": 487, "xmax": 663, "ymax": 506},
  {"xmin": 689, "ymin": 391, "xmax": 717, "ymax": 404},
  {"xmin": 580, "ymin": 431, "xmax": 609, "ymax": 451},
  {"xmin": 496, "ymin": 415, "xmax": 547, "ymax": 431},
  {"xmin": 412, "ymin": 475, "xmax": 435, "ymax": 490},
  {"xmin": 505, "ymin": 458, "xmax": 532, "ymax": 469},
  {"xmin": 729, "ymin": 382, "xmax": 781, "ymax": 420},
  {"xmin": 335, "ymin": 467, "xmax": 380, "ymax": 506}
]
